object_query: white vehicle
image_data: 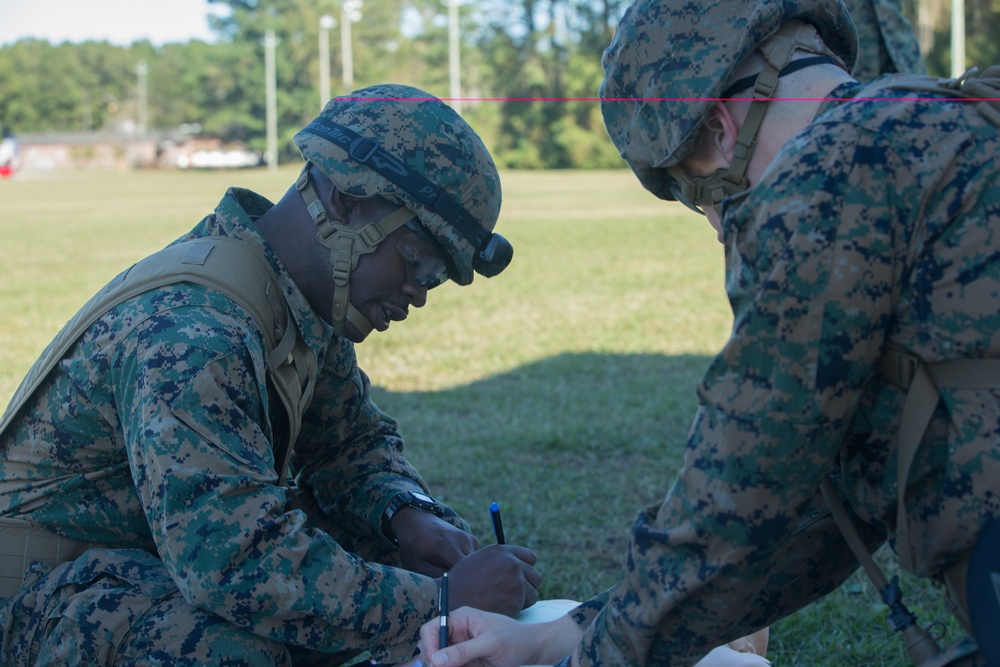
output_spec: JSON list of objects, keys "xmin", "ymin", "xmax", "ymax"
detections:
[{"xmin": 177, "ymin": 146, "xmax": 261, "ymax": 169}]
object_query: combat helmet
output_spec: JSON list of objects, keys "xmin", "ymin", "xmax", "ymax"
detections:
[
  {"xmin": 600, "ymin": 0, "xmax": 858, "ymax": 210},
  {"xmin": 294, "ymin": 84, "xmax": 512, "ymax": 336}
]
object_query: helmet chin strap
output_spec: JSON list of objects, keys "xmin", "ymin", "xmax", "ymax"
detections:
[
  {"xmin": 671, "ymin": 22, "xmax": 848, "ymax": 208},
  {"xmin": 295, "ymin": 164, "xmax": 414, "ymax": 338}
]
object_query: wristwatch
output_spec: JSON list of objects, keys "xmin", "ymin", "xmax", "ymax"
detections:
[{"xmin": 381, "ymin": 490, "xmax": 445, "ymax": 544}]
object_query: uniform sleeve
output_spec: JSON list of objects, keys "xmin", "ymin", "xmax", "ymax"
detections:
[
  {"xmin": 288, "ymin": 336, "xmax": 442, "ymax": 543},
  {"xmin": 574, "ymin": 124, "xmax": 912, "ymax": 665},
  {"xmin": 569, "ymin": 588, "xmax": 613, "ymax": 628},
  {"xmin": 113, "ymin": 296, "xmax": 437, "ymax": 660}
]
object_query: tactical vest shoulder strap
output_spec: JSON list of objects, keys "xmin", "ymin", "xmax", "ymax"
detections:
[
  {"xmin": 0, "ymin": 237, "xmax": 315, "ymax": 484},
  {"xmin": 877, "ymin": 347, "xmax": 1000, "ymax": 571},
  {"xmin": 859, "ymin": 66, "xmax": 1000, "ymax": 128},
  {"xmin": 817, "ymin": 349, "xmax": 1000, "ymax": 664}
]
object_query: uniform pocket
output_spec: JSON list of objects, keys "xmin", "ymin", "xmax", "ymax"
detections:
[{"xmin": 5, "ymin": 549, "xmax": 178, "ymax": 666}]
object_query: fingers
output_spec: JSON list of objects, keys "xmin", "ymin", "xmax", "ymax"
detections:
[
  {"xmin": 522, "ymin": 556, "xmax": 542, "ymax": 588},
  {"xmin": 419, "ymin": 608, "xmax": 509, "ymax": 667},
  {"xmin": 515, "ymin": 548, "xmax": 542, "ymax": 609},
  {"xmin": 446, "ymin": 545, "xmax": 541, "ymax": 617},
  {"xmin": 504, "ymin": 544, "xmax": 538, "ymax": 565},
  {"xmin": 425, "ymin": 638, "xmax": 486, "ymax": 667},
  {"xmin": 522, "ymin": 580, "xmax": 540, "ymax": 609},
  {"xmin": 418, "ymin": 609, "xmax": 484, "ymax": 667},
  {"xmin": 478, "ymin": 543, "xmax": 539, "ymax": 573},
  {"xmin": 523, "ymin": 579, "xmax": 541, "ymax": 608}
]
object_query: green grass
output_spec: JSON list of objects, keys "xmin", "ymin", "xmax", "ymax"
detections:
[{"xmin": 0, "ymin": 168, "xmax": 964, "ymax": 665}]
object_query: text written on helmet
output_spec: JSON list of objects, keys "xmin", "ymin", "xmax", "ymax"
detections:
[{"xmin": 304, "ymin": 121, "xmax": 408, "ymax": 178}]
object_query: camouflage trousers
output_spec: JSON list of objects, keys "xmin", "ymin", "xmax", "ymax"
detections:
[
  {"xmin": 0, "ymin": 548, "xmax": 295, "ymax": 666},
  {"xmin": 0, "ymin": 498, "xmax": 432, "ymax": 667}
]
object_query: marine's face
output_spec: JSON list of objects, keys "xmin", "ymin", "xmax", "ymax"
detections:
[{"xmin": 338, "ymin": 198, "xmax": 447, "ymax": 343}]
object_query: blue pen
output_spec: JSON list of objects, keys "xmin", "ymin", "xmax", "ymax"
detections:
[
  {"xmin": 490, "ymin": 501, "xmax": 505, "ymax": 545},
  {"xmin": 439, "ymin": 571, "xmax": 449, "ymax": 648}
]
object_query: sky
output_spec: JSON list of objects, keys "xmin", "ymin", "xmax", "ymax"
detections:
[{"xmin": 0, "ymin": 0, "xmax": 222, "ymax": 47}]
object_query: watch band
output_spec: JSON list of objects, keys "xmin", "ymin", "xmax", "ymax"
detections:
[{"xmin": 381, "ymin": 491, "xmax": 444, "ymax": 544}]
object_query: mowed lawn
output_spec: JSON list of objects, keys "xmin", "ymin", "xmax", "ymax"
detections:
[{"xmin": 0, "ymin": 167, "xmax": 962, "ymax": 665}]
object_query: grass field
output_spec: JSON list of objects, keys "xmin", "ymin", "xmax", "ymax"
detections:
[{"xmin": 0, "ymin": 167, "xmax": 963, "ymax": 665}]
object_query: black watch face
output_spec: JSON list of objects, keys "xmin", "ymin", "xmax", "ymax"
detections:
[{"xmin": 411, "ymin": 491, "xmax": 434, "ymax": 504}]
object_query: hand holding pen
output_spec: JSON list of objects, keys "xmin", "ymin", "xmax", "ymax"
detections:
[
  {"xmin": 419, "ymin": 504, "xmax": 545, "ymax": 666},
  {"xmin": 431, "ymin": 500, "xmax": 541, "ymax": 622}
]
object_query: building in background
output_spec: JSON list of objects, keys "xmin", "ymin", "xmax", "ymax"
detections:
[{"xmin": 12, "ymin": 130, "xmax": 260, "ymax": 173}]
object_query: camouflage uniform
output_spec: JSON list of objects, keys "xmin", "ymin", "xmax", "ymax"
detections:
[
  {"xmin": 845, "ymin": 0, "xmax": 925, "ymax": 80},
  {"xmin": 0, "ymin": 188, "xmax": 463, "ymax": 665},
  {"xmin": 578, "ymin": 0, "xmax": 1000, "ymax": 664}
]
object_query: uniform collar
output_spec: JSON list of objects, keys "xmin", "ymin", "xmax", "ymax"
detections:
[{"xmin": 194, "ymin": 187, "xmax": 337, "ymax": 361}]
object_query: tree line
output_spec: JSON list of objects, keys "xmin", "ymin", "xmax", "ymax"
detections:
[{"xmin": 1, "ymin": 0, "xmax": 997, "ymax": 170}]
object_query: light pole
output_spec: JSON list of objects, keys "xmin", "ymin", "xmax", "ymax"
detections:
[
  {"xmin": 319, "ymin": 15, "xmax": 335, "ymax": 109},
  {"xmin": 951, "ymin": 0, "xmax": 966, "ymax": 79},
  {"xmin": 340, "ymin": 0, "xmax": 363, "ymax": 93},
  {"xmin": 447, "ymin": 0, "xmax": 461, "ymax": 114},
  {"xmin": 136, "ymin": 60, "xmax": 149, "ymax": 137},
  {"xmin": 264, "ymin": 29, "xmax": 279, "ymax": 171}
]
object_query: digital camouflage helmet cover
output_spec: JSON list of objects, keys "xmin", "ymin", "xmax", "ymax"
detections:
[
  {"xmin": 600, "ymin": 0, "xmax": 859, "ymax": 207},
  {"xmin": 293, "ymin": 84, "xmax": 512, "ymax": 336}
]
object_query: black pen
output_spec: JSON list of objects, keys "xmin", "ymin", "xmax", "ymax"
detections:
[
  {"xmin": 439, "ymin": 571, "xmax": 449, "ymax": 648},
  {"xmin": 490, "ymin": 501, "xmax": 505, "ymax": 545}
]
